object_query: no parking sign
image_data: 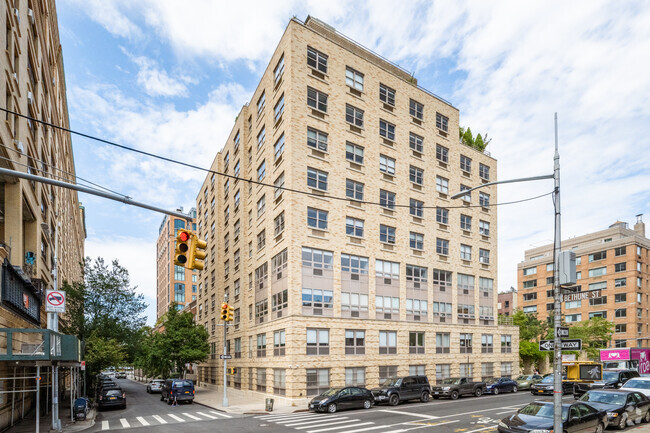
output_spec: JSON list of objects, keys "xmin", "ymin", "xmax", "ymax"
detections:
[{"xmin": 45, "ymin": 290, "xmax": 66, "ymax": 313}]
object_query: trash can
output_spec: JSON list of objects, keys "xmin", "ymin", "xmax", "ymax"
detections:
[
  {"xmin": 265, "ymin": 398, "xmax": 274, "ymax": 412},
  {"xmin": 73, "ymin": 398, "xmax": 89, "ymax": 421}
]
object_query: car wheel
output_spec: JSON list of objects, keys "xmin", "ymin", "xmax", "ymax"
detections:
[
  {"xmin": 389, "ymin": 394, "xmax": 400, "ymax": 406},
  {"xmin": 617, "ymin": 414, "xmax": 627, "ymax": 430},
  {"xmin": 644, "ymin": 409, "xmax": 650, "ymax": 423},
  {"xmin": 450, "ymin": 390, "xmax": 459, "ymax": 400},
  {"xmin": 327, "ymin": 403, "xmax": 337, "ymax": 413},
  {"xmin": 595, "ymin": 422, "xmax": 604, "ymax": 433},
  {"xmin": 420, "ymin": 392, "xmax": 430, "ymax": 402},
  {"xmin": 363, "ymin": 400, "xmax": 372, "ymax": 409},
  {"xmin": 493, "ymin": 388, "xmax": 500, "ymax": 395},
  {"xmin": 475, "ymin": 388, "xmax": 482, "ymax": 397},
  {"xmin": 512, "ymin": 385, "xmax": 518, "ymax": 393}
]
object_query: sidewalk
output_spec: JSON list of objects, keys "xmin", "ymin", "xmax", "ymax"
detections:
[
  {"xmin": 6, "ymin": 405, "xmax": 95, "ymax": 433},
  {"xmin": 193, "ymin": 385, "xmax": 310, "ymax": 414}
]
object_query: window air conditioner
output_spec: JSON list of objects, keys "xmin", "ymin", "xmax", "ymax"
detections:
[
  {"xmin": 27, "ymin": 92, "xmax": 34, "ymax": 105},
  {"xmin": 27, "ymin": 8, "xmax": 34, "ymax": 25}
]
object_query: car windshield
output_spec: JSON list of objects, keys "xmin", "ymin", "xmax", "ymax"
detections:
[
  {"xmin": 488, "ymin": 378, "xmax": 501, "ymax": 384},
  {"xmin": 540, "ymin": 375, "xmax": 554, "ymax": 384},
  {"xmin": 320, "ymin": 388, "xmax": 342, "ymax": 397},
  {"xmin": 383, "ymin": 378, "xmax": 402, "ymax": 387},
  {"xmin": 172, "ymin": 380, "xmax": 193, "ymax": 388},
  {"xmin": 580, "ymin": 391, "xmax": 626, "ymax": 405},
  {"xmin": 441, "ymin": 378, "xmax": 461, "ymax": 385},
  {"xmin": 602, "ymin": 372, "xmax": 620, "ymax": 381},
  {"xmin": 519, "ymin": 403, "xmax": 568, "ymax": 421},
  {"xmin": 105, "ymin": 390, "xmax": 122, "ymax": 397},
  {"xmin": 516, "ymin": 375, "xmax": 533, "ymax": 381},
  {"xmin": 624, "ymin": 379, "xmax": 650, "ymax": 389}
]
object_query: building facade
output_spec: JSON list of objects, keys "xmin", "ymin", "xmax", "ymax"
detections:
[
  {"xmin": 517, "ymin": 215, "xmax": 649, "ymax": 348},
  {"xmin": 0, "ymin": 0, "xmax": 86, "ymax": 429},
  {"xmin": 195, "ymin": 16, "xmax": 519, "ymax": 400},
  {"xmin": 498, "ymin": 288, "xmax": 517, "ymax": 316},
  {"xmin": 156, "ymin": 209, "xmax": 197, "ymax": 319}
]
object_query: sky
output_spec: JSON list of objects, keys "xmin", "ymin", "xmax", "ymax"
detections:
[{"xmin": 56, "ymin": 0, "xmax": 650, "ymax": 325}]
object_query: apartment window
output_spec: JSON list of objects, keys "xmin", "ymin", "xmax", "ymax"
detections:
[
  {"xmin": 409, "ymin": 132, "xmax": 423, "ymax": 153},
  {"xmin": 376, "ymin": 259, "xmax": 400, "ymax": 280},
  {"xmin": 460, "ymin": 244, "xmax": 472, "ymax": 261},
  {"xmin": 436, "ymin": 112, "xmax": 449, "ymax": 132},
  {"xmin": 379, "ymin": 366, "xmax": 398, "ymax": 385},
  {"xmin": 406, "ymin": 298, "xmax": 427, "ymax": 319},
  {"xmin": 379, "ymin": 190, "xmax": 396, "ymax": 210},
  {"xmin": 302, "ymin": 246, "xmax": 333, "ymax": 269},
  {"xmin": 481, "ymin": 335, "xmax": 494, "ymax": 353},
  {"xmin": 436, "ymin": 333, "xmax": 450, "ymax": 354},
  {"xmin": 307, "ymin": 207, "xmax": 328, "ymax": 230},
  {"xmin": 566, "ymin": 313, "xmax": 582, "ymax": 323},
  {"xmin": 479, "ymin": 192, "xmax": 490, "ymax": 207},
  {"xmin": 345, "ymin": 330, "xmax": 365, "ymax": 355},
  {"xmin": 589, "ymin": 251, "xmax": 607, "ymax": 262},
  {"xmin": 460, "ymin": 155, "xmax": 472, "ymax": 173},
  {"xmin": 501, "ymin": 362, "xmax": 513, "ymax": 378},
  {"xmin": 479, "ymin": 163, "xmax": 490, "ymax": 180},
  {"xmin": 274, "ymin": 94, "xmax": 285, "ymax": 122},
  {"xmin": 409, "ymin": 332, "xmax": 425, "ymax": 354},
  {"xmin": 615, "ymin": 262, "xmax": 626, "ymax": 272},
  {"xmin": 273, "ymin": 55, "xmax": 284, "ymax": 84},
  {"xmin": 307, "ymin": 167, "xmax": 328, "ymax": 191},
  {"xmin": 615, "ymin": 308, "xmax": 627, "ymax": 318},
  {"xmin": 589, "ymin": 267, "xmax": 607, "ymax": 277},
  {"xmin": 615, "ymin": 246, "xmax": 626, "ymax": 256},
  {"xmin": 234, "ymin": 160, "xmax": 240, "ymax": 177},
  {"xmin": 306, "ymin": 368, "xmax": 330, "ymax": 396},
  {"xmin": 436, "ymin": 238, "xmax": 449, "ymax": 256},
  {"xmin": 436, "ymin": 176, "xmax": 449, "ymax": 194},
  {"xmin": 257, "ymin": 160, "xmax": 266, "ymax": 182},
  {"xmin": 460, "ymin": 333, "xmax": 473, "ymax": 353},
  {"xmin": 257, "ymin": 369, "xmax": 267, "ymax": 392},
  {"xmin": 523, "ymin": 267, "xmax": 537, "ymax": 276},
  {"xmin": 460, "ymin": 214, "xmax": 472, "ymax": 231},
  {"xmin": 257, "ymin": 195, "xmax": 266, "ymax": 217},
  {"xmin": 255, "ymin": 299, "xmax": 268, "ymax": 323},
  {"xmin": 345, "ymin": 67, "xmax": 364, "ymax": 91},
  {"xmin": 224, "ymin": 206, "xmax": 230, "ymax": 222},
  {"xmin": 380, "ymin": 225, "xmax": 396, "ymax": 244},
  {"xmin": 379, "ymin": 155, "xmax": 396, "ymax": 175},
  {"xmin": 409, "ymin": 165, "xmax": 424, "ymax": 185},
  {"xmin": 306, "ymin": 328, "xmax": 330, "ymax": 355},
  {"xmin": 345, "ymin": 104, "xmax": 364, "ymax": 127},
  {"xmin": 615, "ymin": 324, "xmax": 627, "ymax": 333},
  {"xmin": 307, "ymin": 46, "xmax": 328, "ymax": 73},
  {"xmin": 479, "ymin": 249, "xmax": 490, "ymax": 264},
  {"xmin": 501, "ymin": 335, "xmax": 512, "ymax": 353},
  {"xmin": 436, "ymin": 144, "xmax": 449, "ymax": 163},
  {"xmin": 271, "ymin": 290, "xmax": 288, "ymax": 317},
  {"xmin": 346, "ymin": 217, "xmax": 364, "ymax": 237},
  {"xmin": 409, "ymin": 99, "xmax": 423, "ymax": 120},
  {"xmin": 406, "ymin": 265, "xmax": 427, "ymax": 285},
  {"xmin": 410, "ymin": 199, "xmax": 423, "ymax": 218},
  {"xmin": 523, "ymin": 292, "xmax": 537, "ymax": 302},
  {"xmin": 341, "ymin": 292, "xmax": 369, "ymax": 315},
  {"xmin": 376, "ymin": 296, "xmax": 399, "ymax": 318},
  {"xmin": 436, "ymin": 208, "xmax": 449, "ymax": 225},
  {"xmin": 274, "ymin": 212, "xmax": 285, "ymax": 236},
  {"xmin": 615, "ymin": 278, "xmax": 627, "ymax": 288},
  {"xmin": 345, "ymin": 367, "xmax": 366, "ymax": 387},
  {"xmin": 589, "ymin": 311, "xmax": 607, "ymax": 319},
  {"xmin": 523, "ymin": 280, "xmax": 537, "ymax": 289},
  {"xmin": 409, "ymin": 232, "xmax": 424, "ymax": 250},
  {"xmin": 174, "ymin": 265, "xmax": 185, "ymax": 281},
  {"xmin": 302, "ymin": 289, "xmax": 333, "ymax": 314},
  {"xmin": 274, "ymin": 172, "xmax": 285, "ymax": 199},
  {"xmin": 307, "ymin": 87, "xmax": 328, "ymax": 112},
  {"xmin": 379, "ymin": 331, "xmax": 397, "ymax": 354},
  {"xmin": 256, "ymin": 333, "xmax": 267, "ymax": 357},
  {"xmin": 458, "ymin": 273, "xmax": 475, "ymax": 291},
  {"xmin": 565, "ymin": 300, "xmax": 581, "ymax": 309},
  {"xmin": 274, "ymin": 134, "xmax": 285, "ymax": 160},
  {"xmin": 346, "ymin": 179, "xmax": 364, "ymax": 201},
  {"xmin": 257, "ymin": 91, "xmax": 265, "ymax": 115},
  {"xmin": 433, "ymin": 302, "xmax": 452, "ymax": 318},
  {"xmin": 433, "ymin": 273, "xmax": 452, "ymax": 293},
  {"xmin": 257, "ymin": 126, "xmax": 266, "ymax": 149},
  {"xmin": 479, "ymin": 220, "xmax": 490, "ymax": 236},
  {"xmin": 379, "ymin": 119, "xmax": 396, "ymax": 140},
  {"xmin": 273, "ymin": 369, "xmax": 286, "ymax": 396},
  {"xmin": 346, "ymin": 142, "xmax": 364, "ymax": 164},
  {"xmin": 375, "ymin": 82, "xmax": 397, "ymax": 106}
]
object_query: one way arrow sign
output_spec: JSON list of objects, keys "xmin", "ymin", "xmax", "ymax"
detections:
[{"xmin": 539, "ymin": 339, "xmax": 582, "ymax": 351}]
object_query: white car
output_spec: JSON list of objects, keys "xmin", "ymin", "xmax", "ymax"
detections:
[{"xmin": 620, "ymin": 377, "xmax": 650, "ymax": 397}]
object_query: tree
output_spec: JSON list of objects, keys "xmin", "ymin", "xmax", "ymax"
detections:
[
  {"xmin": 459, "ymin": 126, "xmax": 491, "ymax": 152},
  {"xmin": 510, "ymin": 309, "xmax": 549, "ymax": 367},
  {"xmin": 85, "ymin": 332, "xmax": 127, "ymax": 378},
  {"xmin": 567, "ymin": 316, "xmax": 614, "ymax": 359}
]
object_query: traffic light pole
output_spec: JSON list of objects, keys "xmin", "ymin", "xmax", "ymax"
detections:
[
  {"xmin": 223, "ymin": 317, "xmax": 228, "ymax": 408},
  {"xmin": 552, "ymin": 114, "xmax": 563, "ymax": 433}
]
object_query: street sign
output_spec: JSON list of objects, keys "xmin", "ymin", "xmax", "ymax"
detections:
[
  {"xmin": 219, "ymin": 354, "xmax": 232, "ymax": 360},
  {"xmin": 556, "ymin": 327, "xmax": 569, "ymax": 338},
  {"xmin": 562, "ymin": 289, "xmax": 601, "ymax": 303},
  {"xmin": 45, "ymin": 290, "xmax": 66, "ymax": 313},
  {"xmin": 539, "ymin": 339, "xmax": 582, "ymax": 351},
  {"xmin": 80, "ymin": 361, "xmax": 86, "ymax": 371}
]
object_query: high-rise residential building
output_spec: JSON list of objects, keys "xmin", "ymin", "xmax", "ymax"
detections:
[
  {"xmin": 156, "ymin": 208, "xmax": 198, "ymax": 318},
  {"xmin": 0, "ymin": 1, "xmax": 85, "ymax": 429},
  {"xmin": 195, "ymin": 16, "xmax": 518, "ymax": 399},
  {"xmin": 518, "ymin": 215, "xmax": 649, "ymax": 348}
]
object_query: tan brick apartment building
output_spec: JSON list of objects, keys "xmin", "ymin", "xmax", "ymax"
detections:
[
  {"xmin": 518, "ymin": 216, "xmax": 649, "ymax": 348},
  {"xmin": 0, "ymin": 0, "xmax": 86, "ymax": 428},
  {"xmin": 156, "ymin": 209, "xmax": 198, "ymax": 319},
  {"xmin": 194, "ymin": 16, "xmax": 519, "ymax": 400}
]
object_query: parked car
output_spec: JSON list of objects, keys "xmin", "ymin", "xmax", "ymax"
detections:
[
  {"xmin": 530, "ymin": 374, "xmax": 574, "ymax": 395},
  {"xmin": 497, "ymin": 400, "xmax": 607, "ymax": 433},
  {"xmin": 371, "ymin": 375, "xmax": 431, "ymax": 406},
  {"xmin": 485, "ymin": 377, "xmax": 519, "ymax": 395},
  {"xmin": 621, "ymin": 377, "xmax": 650, "ymax": 397},
  {"xmin": 578, "ymin": 389, "xmax": 650, "ymax": 430},
  {"xmin": 515, "ymin": 374, "xmax": 543, "ymax": 390},
  {"xmin": 431, "ymin": 377, "xmax": 487, "ymax": 400},
  {"xmin": 309, "ymin": 387, "xmax": 374, "ymax": 413},
  {"xmin": 147, "ymin": 379, "xmax": 165, "ymax": 393},
  {"xmin": 574, "ymin": 369, "xmax": 640, "ymax": 398},
  {"xmin": 98, "ymin": 386, "xmax": 126, "ymax": 410},
  {"xmin": 115, "ymin": 371, "xmax": 127, "ymax": 379},
  {"xmin": 161, "ymin": 379, "xmax": 195, "ymax": 405}
]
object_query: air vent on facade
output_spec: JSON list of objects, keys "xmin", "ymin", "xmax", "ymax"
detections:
[
  {"xmin": 277, "ymin": 272, "xmax": 282, "ymax": 279},
  {"xmin": 484, "ymin": 320, "xmax": 490, "ymax": 325},
  {"xmin": 384, "ymin": 278, "xmax": 391, "ymax": 285},
  {"xmin": 258, "ymin": 283, "xmax": 263, "ymax": 290},
  {"xmin": 464, "ymin": 319, "xmax": 469, "ymax": 324},
  {"xmin": 463, "ymin": 289, "xmax": 469, "ymax": 294},
  {"xmin": 351, "ymin": 311, "xmax": 359, "ymax": 317},
  {"xmin": 259, "ymin": 317, "xmax": 264, "ymax": 323},
  {"xmin": 314, "ymin": 308, "xmax": 322, "ymax": 315},
  {"xmin": 440, "ymin": 287, "xmax": 445, "ymax": 292},
  {"xmin": 413, "ymin": 315, "xmax": 420, "ymax": 321},
  {"xmin": 313, "ymin": 268, "xmax": 323, "ymax": 276},
  {"xmin": 384, "ymin": 313, "xmax": 391, "ymax": 320},
  {"xmin": 351, "ymin": 273, "xmax": 359, "ymax": 281},
  {"xmin": 440, "ymin": 317, "xmax": 445, "ymax": 322},
  {"xmin": 277, "ymin": 310, "xmax": 282, "ymax": 318},
  {"xmin": 484, "ymin": 292, "xmax": 489, "ymax": 297},
  {"xmin": 414, "ymin": 282, "xmax": 420, "ymax": 289}
]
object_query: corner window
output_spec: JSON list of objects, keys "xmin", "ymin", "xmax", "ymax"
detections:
[
  {"xmin": 274, "ymin": 94, "xmax": 284, "ymax": 122},
  {"xmin": 307, "ymin": 46, "xmax": 328, "ymax": 73},
  {"xmin": 273, "ymin": 55, "xmax": 284, "ymax": 85}
]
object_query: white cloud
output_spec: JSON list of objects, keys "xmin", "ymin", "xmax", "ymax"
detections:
[
  {"xmin": 126, "ymin": 52, "xmax": 190, "ymax": 97},
  {"xmin": 66, "ymin": 0, "xmax": 141, "ymax": 39}
]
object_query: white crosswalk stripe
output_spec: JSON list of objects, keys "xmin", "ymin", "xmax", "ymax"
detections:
[
  {"xmin": 257, "ymin": 412, "xmax": 377, "ymax": 433},
  {"xmin": 210, "ymin": 410, "xmax": 232, "ymax": 418},
  {"xmin": 284, "ymin": 416, "xmax": 348, "ymax": 426},
  {"xmin": 101, "ymin": 420, "xmax": 109, "ymax": 430},
  {"xmin": 307, "ymin": 422, "xmax": 374, "ymax": 433},
  {"xmin": 136, "ymin": 416, "xmax": 149, "ymax": 426},
  {"xmin": 196, "ymin": 411, "xmax": 217, "ymax": 419},
  {"xmin": 119, "ymin": 418, "xmax": 130, "ymax": 428},
  {"xmin": 98, "ymin": 409, "xmax": 230, "ymax": 430},
  {"xmin": 182, "ymin": 412, "xmax": 201, "ymax": 420},
  {"xmin": 152, "ymin": 414, "xmax": 167, "ymax": 424},
  {"xmin": 167, "ymin": 413, "xmax": 184, "ymax": 422}
]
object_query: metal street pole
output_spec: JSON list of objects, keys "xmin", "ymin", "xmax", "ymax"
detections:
[
  {"xmin": 50, "ymin": 222, "xmax": 61, "ymax": 432},
  {"xmin": 222, "ymin": 319, "xmax": 228, "ymax": 407},
  {"xmin": 552, "ymin": 113, "xmax": 563, "ymax": 433}
]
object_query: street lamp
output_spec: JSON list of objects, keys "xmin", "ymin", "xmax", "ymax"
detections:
[{"xmin": 451, "ymin": 113, "xmax": 563, "ymax": 433}]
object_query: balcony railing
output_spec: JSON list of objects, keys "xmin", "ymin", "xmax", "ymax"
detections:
[{"xmin": 0, "ymin": 328, "xmax": 81, "ymax": 362}]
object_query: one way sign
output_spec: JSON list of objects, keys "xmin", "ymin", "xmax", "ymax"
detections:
[{"xmin": 539, "ymin": 339, "xmax": 582, "ymax": 351}]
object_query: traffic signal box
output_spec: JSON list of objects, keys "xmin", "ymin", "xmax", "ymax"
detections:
[
  {"xmin": 226, "ymin": 305, "xmax": 234, "ymax": 321},
  {"xmin": 189, "ymin": 233, "xmax": 207, "ymax": 271},
  {"xmin": 174, "ymin": 229, "xmax": 191, "ymax": 266},
  {"xmin": 227, "ymin": 367, "xmax": 237, "ymax": 375},
  {"xmin": 220, "ymin": 303, "xmax": 229, "ymax": 321}
]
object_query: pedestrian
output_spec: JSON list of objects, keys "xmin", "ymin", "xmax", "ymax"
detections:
[
  {"xmin": 534, "ymin": 368, "xmax": 539, "ymax": 375},
  {"xmin": 171, "ymin": 392, "xmax": 178, "ymax": 407}
]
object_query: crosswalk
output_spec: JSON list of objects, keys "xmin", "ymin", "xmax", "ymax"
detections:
[
  {"xmin": 255, "ymin": 412, "xmax": 384, "ymax": 433},
  {"xmin": 99, "ymin": 410, "xmax": 231, "ymax": 430}
]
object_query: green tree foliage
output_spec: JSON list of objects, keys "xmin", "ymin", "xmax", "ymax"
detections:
[
  {"xmin": 135, "ymin": 304, "xmax": 209, "ymax": 378},
  {"xmin": 459, "ymin": 126, "xmax": 491, "ymax": 152},
  {"xmin": 510, "ymin": 309, "xmax": 549, "ymax": 365},
  {"xmin": 567, "ymin": 316, "xmax": 614, "ymax": 359},
  {"xmin": 85, "ymin": 332, "xmax": 127, "ymax": 377}
]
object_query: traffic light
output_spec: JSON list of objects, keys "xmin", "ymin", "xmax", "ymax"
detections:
[
  {"xmin": 226, "ymin": 305, "xmax": 234, "ymax": 322},
  {"xmin": 227, "ymin": 367, "xmax": 237, "ymax": 375},
  {"xmin": 220, "ymin": 303, "xmax": 229, "ymax": 321},
  {"xmin": 174, "ymin": 229, "xmax": 191, "ymax": 266},
  {"xmin": 189, "ymin": 233, "xmax": 207, "ymax": 270}
]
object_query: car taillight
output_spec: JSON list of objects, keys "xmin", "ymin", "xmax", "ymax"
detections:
[
  {"xmin": 99, "ymin": 396, "xmax": 102, "ymax": 401},
  {"xmin": 193, "ymin": 390, "xmax": 195, "ymax": 395},
  {"xmin": 122, "ymin": 393, "xmax": 125, "ymax": 398}
]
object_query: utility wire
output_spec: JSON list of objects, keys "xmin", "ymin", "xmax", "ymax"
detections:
[
  {"xmin": 0, "ymin": 107, "xmax": 553, "ymax": 209},
  {"xmin": 0, "ymin": 143, "xmax": 130, "ymax": 198}
]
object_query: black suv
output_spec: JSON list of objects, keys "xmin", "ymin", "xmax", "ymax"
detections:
[
  {"xmin": 574, "ymin": 369, "xmax": 640, "ymax": 398},
  {"xmin": 371, "ymin": 375, "xmax": 431, "ymax": 406}
]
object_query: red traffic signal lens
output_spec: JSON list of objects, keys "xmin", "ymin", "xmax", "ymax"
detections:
[{"xmin": 179, "ymin": 231, "xmax": 190, "ymax": 242}]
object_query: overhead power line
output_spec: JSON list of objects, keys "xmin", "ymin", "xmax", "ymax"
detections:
[{"xmin": 0, "ymin": 107, "xmax": 553, "ymax": 209}]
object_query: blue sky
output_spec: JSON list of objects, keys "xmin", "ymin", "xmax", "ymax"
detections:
[{"xmin": 56, "ymin": 0, "xmax": 650, "ymax": 324}]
